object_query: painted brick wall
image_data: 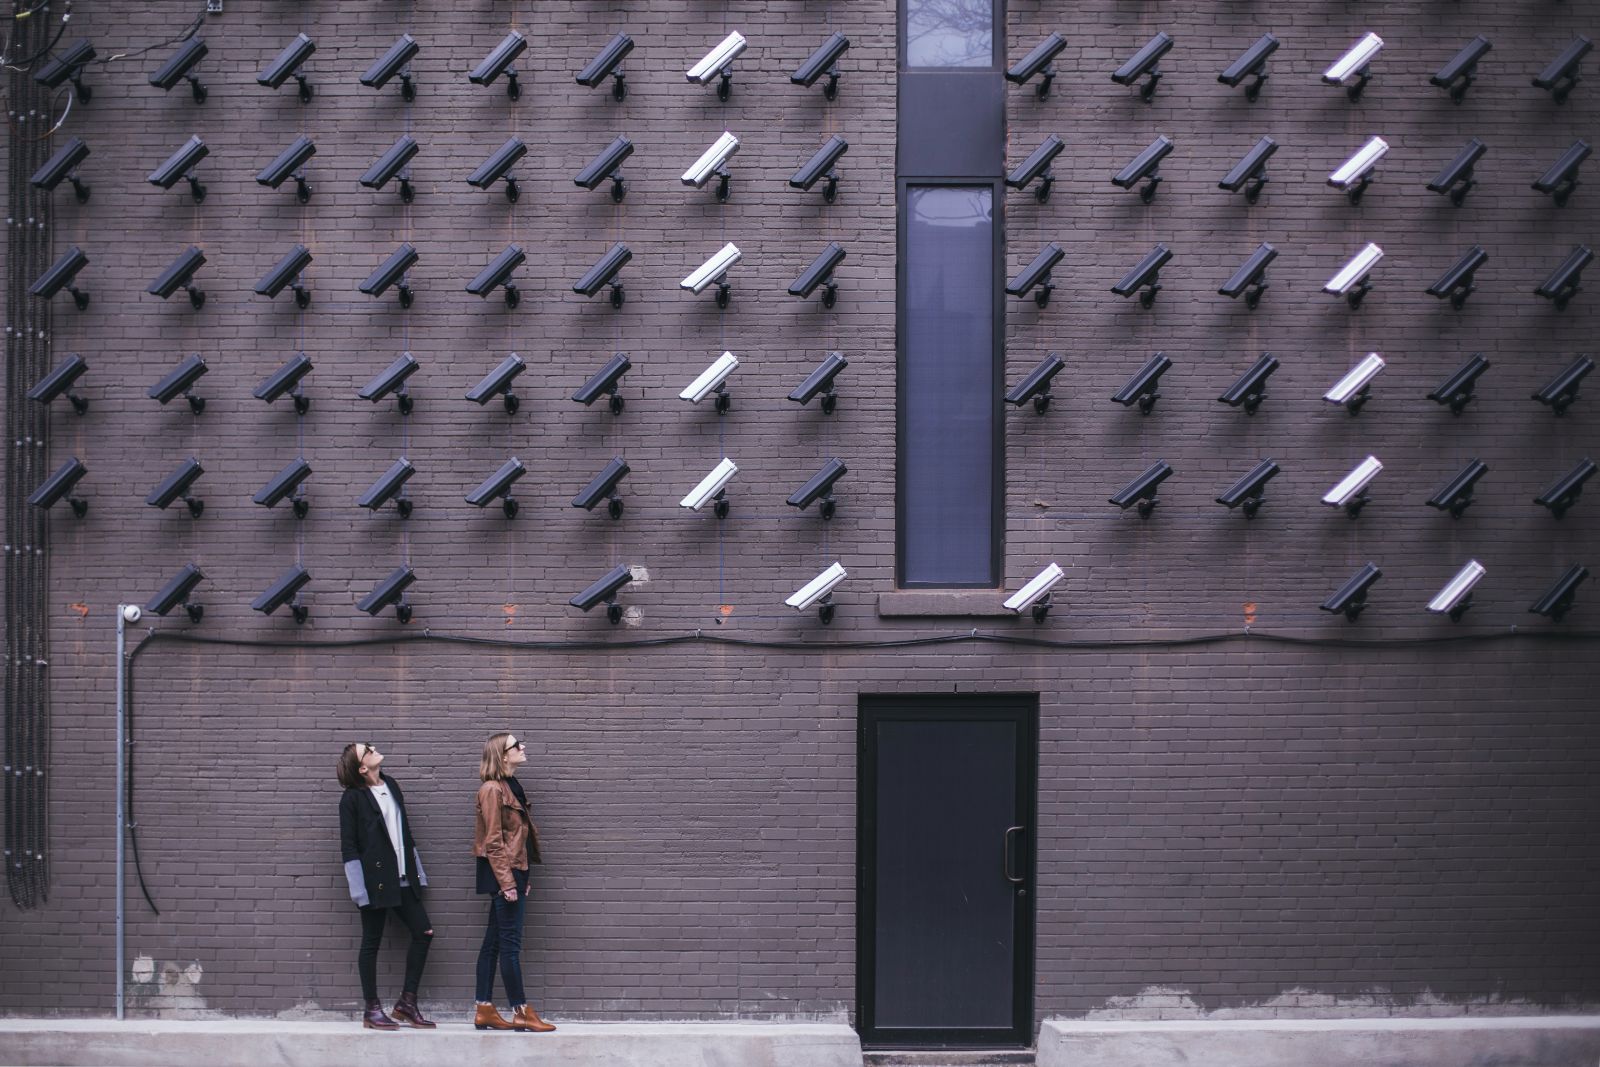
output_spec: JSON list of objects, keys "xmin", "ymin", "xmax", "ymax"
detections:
[{"xmin": 1, "ymin": 0, "xmax": 1597, "ymax": 1029}]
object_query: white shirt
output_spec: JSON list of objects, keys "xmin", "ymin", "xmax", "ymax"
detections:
[{"xmin": 368, "ymin": 782, "xmax": 407, "ymax": 881}]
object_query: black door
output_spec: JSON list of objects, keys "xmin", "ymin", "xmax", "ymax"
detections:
[{"xmin": 858, "ymin": 694, "xmax": 1036, "ymax": 1049}]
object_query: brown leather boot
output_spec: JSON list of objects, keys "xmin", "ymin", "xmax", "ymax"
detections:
[
  {"xmin": 510, "ymin": 1004, "xmax": 556, "ymax": 1033},
  {"xmin": 391, "ymin": 991, "xmax": 436, "ymax": 1029},
  {"xmin": 473, "ymin": 1002, "xmax": 514, "ymax": 1031},
  {"xmin": 362, "ymin": 1000, "xmax": 400, "ymax": 1030}
]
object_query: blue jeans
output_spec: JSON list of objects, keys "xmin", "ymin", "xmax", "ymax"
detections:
[{"xmin": 474, "ymin": 873, "xmax": 527, "ymax": 1007}]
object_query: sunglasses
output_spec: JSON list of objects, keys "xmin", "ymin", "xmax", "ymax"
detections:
[
  {"xmin": 504, "ymin": 739, "xmax": 525, "ymax": 754},
  {"xmin": 356, "ymin": 742, "xmax": 379, "ymax": 759}
]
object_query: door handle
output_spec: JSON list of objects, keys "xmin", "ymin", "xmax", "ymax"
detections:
[{"xmin": 1003, "ymin": 825, "xmax": 1025, "ymax": 884}]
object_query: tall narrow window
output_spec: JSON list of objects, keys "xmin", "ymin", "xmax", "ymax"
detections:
[
  {"xmin": 905, "ymin": 0, "xmax": 995, "ymax": 68},
  {"xmin": 899, "ymin": 185, "xmax": 997, "ymax": 587}
]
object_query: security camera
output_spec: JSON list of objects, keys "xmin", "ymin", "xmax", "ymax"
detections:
[
  {"xmin": 573, "ymin": 243, "xmax": 632, "ymax": 308},
  {"xmin": 1007, "ymin": 136, "xmax": 1065, "ymax": 201},
  {"xmin": 681, "ymin": 351, "xmax": 739, "ymax": 411},
  {"xmin": 254, "ymin": 353, "xmax": 314, "ymax": 414},
  {"xmin": 1321, "ymin": 562, "xmax": 1382, "ymax": 622},
  {"xmin": 1428, "ymin": 139, "xmax": 1487, "ymax": 206},
  {"xmin": 572, "ymin": 457, "xmax": 630, "ymax": 519},
  {"xmin": 1005, "ymin": 353, "xmax": 1065, "ymax": 414},
  {"xmin": 146, "ymin": 458, "xmax": 206, "ymax": 517},
  {"xmin": 1328, "ymin": 136, "xmax": 1388, "ymax": 203},
  {"xmin": 34, "ymin": 39, "xmax": 96, "ymax": 102},
  {"xmin": 1324, "ymin": 243, "xmax": 1383, "ymax": 309},
  {"xmin": 1003, "ymin": 562, "xmax": 1065, "ymax": 622},
  {"xmin": 28, "ymin": 353, "xmax": 90, "ymax": 414},
  {"xmin": 1323, "ymin": 32, "xmax": 1383, "ymax": 100},
  {"xmin": 681, "ymin": 457, "xmax": 739, "ymax": 517},
  {"xmin": 150, "ymin": 37, "xmax": 208, "ymax": 103},
  {"xmin": 1219, "ymin": 33, "xmax": 1279, "ymax": 101},
  {"xmin": 148, "ymin": 354, "xmax": 209, "ymax": 413},
  {"xmin": 681, "ymin": 243, "xmax": 742, "ymax": 307},
  {"xmin": 1426, "ymin": 459, "xmax": 1489, "ymax": 519},
  {"xmin": 569, "ymin": 563, "xmax": 633, "ymax": 623},
  {"xmin": 1529, "ymin": 564, "xmax": 1589, "ymax": 622},
  {"xmin": 1427, "ymin": 560, "xmax": 1485, "ymax": 621},
  {"xmin": 466, "ymin": 353, "xmax": 526, "ymax": 414},
  {"xmin": 1531, "ymin": 355, "xmax": 1594, "ymax": 415},
  {"xmin": 121, "ymin": 604, "xmax": 143, "ymax": 624},
  {"xmin": 687, "ymin": 31, "xmax": 747, "ymax": 100},
  {"xmin": 30, "ymin": 246, "xmax": 90, "ymax": 310},
  {"xmin": 258, "ymin": 33, "xmax": 315, "ymax": 102},
  {"xmin": 1006, "ymin": 33, "xmax": 1066, "ymax": 99},
  {"xmin": 576, "ymin": 33, "xmax": 634, "ymax": 100},
  {"xmin": 790, "ymin": 243, "xmax": 846, "ymax": 307},
  {"xmin": 1215, "ymin": 459, "xmax": 1281, "ymax": 519},
  {"xmin": 358, "ymin": 566, "xmax": 416, "ymax": 623},
  {"xmin": 793, "ymin": 32, "xmax": 850, "ymax": 99},
  {"xmin": 1322, "ymin": 455, "xmax": 1383, "ymax": 517},
  {"xmin": 361, "ymin": 136, "xmax": 420, "ymax": 202},
  {"xmin": 466, "ymin": 245, "xmax": 526, "ymax": 307},
  {"xmin": 791, "ymin": 135, "xmax": 848, "ymax": 203},
  {"xmin": 1426, "ymin": 245, "xmax": 1487, "ymax": 309},
  {"xmin": 1112, "ymin": 31, "xmax": 1173, "ymax": 102},
  {"xmin": 1109, "ymin": 461, "xmax": 1174, "ymax": 518},
  {"xmin": 254, "ymin": 457, "xmax": 313, "ymax": 518},
  {"xmin": 1112, "ymin": 136, "xmax": 1174, "ymax": 202},
  {"xmin": 790, "ymin": 352, "xmax": 848, "ymax": 413},
  {"xmin": 465, "ymin": 457, "xmax": 527, "ymax": 518},
  {"xmin": 575, "ymin": 136, "xmax": 633, "ymax": 202},
  {"xmin": 360, "ymin": 243, "xmax": 419, "ymax": 307},
  {"xmin": 256, "ymin": 136, "xmax": 316, "ymax": 202},
  {"xmin": 358, "ymin": 458, "xmax": 417, "ymax": 518},
  {"xmin": 148, "ymin": 245, "xmax": 208, "ymax": 309},
  {"xmin": 470, "ymin": 30, "xmax": 528, "ymax": 99},
  {"xmin": 1432, "ymin": 35, "xmax": 1491, "ymax": 102},
  {"xmin": 1533, "ymin": 140, "xmax": 1590, "ymax": 206},
  {"xmin": 1428, "ymin": 353, "xmax": 1490, "ymax": 415},
  {"xmin": 256, "ymin": 244, "xmax": 313, "ymax": 307},
  {"xmin": 359, "ymin": 353, "xmax": 420, "ymax": 412},
  {"xmin": 573, "ymin": 353, "xmax": 632, "ymax": 413},
  {"xmin": 467, "ymin": 137, "xmax": 527, "ymax": 202},
  {"xmin": 1534, "ymin": 245, "xmax": 1592, "ymax": 310},
  {"xmin": 1532, "ymin": 35, "xmax": 1591, "ymax": 103},
  {"xmin": 252, "ymin": 565, "xmax": 311, "ymax": 624},
  {"xmin": 31, "ymin": 136, "xmax": 92, "ymax": 202},
  {"xmin": 1218, "ymin": 243, "xmax": 1277, "ymax": 308},
  {"xmin": 1006, "ymin": 242, "xmax": 1065, "ymax": 306},
  {"xmin": 786, "ymin": 562, "xmax": 848, "ymax": 623},
  {"xmin": 1111, "ymin": 244, "xmax": 1172, "ymax": 308},
  {"xmin": 1112, "ymin": 352, "xmax": 1173, "ymax": 414},
  {"xmin": 148, "ymin": 135, "xmax": 209, "ymax": 202},
  {"xmin": 28, "ymin": 457, "xmax": 89, "ymax": 518},
  {"xmin": 146, "ymin": 563, "xmax": 206, "ymax": 623},
  {"xmin": 1219, "ymin": 136, "xmax": 1277, "ymax": 203},
  {"xmin": 1324, "ymin": 353, "xmax": 1386, "ymax": 414},
  {"xmin": 787, "ymin": 458, "xmax": 847, "ymax": 519},
  {"xmin": 1534, "ymin": 458, "xmax": 1596, "ymax": 519},
  {"xmin": 361, "ymin": 35, "xmax": 419, "ymax": 100},
  {"xmin": 683, "ymin": 132, "xmax": 741, "ymax": 201},
  {"xmin": 1218, "ymin": 353, "xmax": 1280, "ymax": 415}
]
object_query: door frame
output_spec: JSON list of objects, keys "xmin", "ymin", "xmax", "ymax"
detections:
[{"xmin": 856, "ymin": 693, "xmax": 1038, "ymax": 1049}]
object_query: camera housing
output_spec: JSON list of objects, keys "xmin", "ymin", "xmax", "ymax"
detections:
[
  {"xmin": 146, "ymin": 564, "xmax": 206, "ymax": 623},
  {"xmin": 470, "ymin": 31, "xmax": 528, "ymax": 99},
  {"xmin": 687, "ymin": 31, "xmax": 748, "ymax": 100},
  {"xmin": 570, "ymin": 564, "xmax": 633, "ymax": 623},
  {"xmin": 149, "ymin": 354, "xmax": 209, "ymax": 414},
  {"xmin": 1428, "ymin": 139, "xmax": 1487, "ymax": 205},
  {"xmin": 1426, "ymin": 246, "xmax": 1488, "ymax": 309},
  {"xmin": 31, "ymin": 136, "xmax": 92, "ymax": 203},
  {"xmin": 573, "ymin": 243, "xmax": 632, "ymax": 308},
  {"xmin": 1006, "ymin": 33, "xmax": 1067, "ymax": 99},
  {"xmin": 1531, "ymin": 355, "xmax": 1594, "ymax": 415},
  {"xmin": 28, "ymin": 457, "xmax": 89, "ymax": 518},
  {"xmin": 790, "ymin": 136, "xmax": 848, "ymax": 203},
  {"xmin": 1532, "ymin": 35, "xmax": 1592, "ymax": 103},
  {"xmin": 1432, "ymin": 35, "xmax": 1491, "ymax": 102},
  {"xmin": 150, "ymin": 37, "xmax": 208, "ymax": 103},
  {"xmin": 1110, "ymin": 461, "xmax": 1174, "ymax": 518},
  {"xmin": 468, "ymin": 138, "xmax": 527, "ymax": 202},
  {"xmin": 35, "ymin": 39, "xmax": 96, "ymax": 102},
  {"xmin": 1534, "ymin": 458, "xmax": 1597, "ymax": 519},
  {"xmin": 360, "ymin": 243, "xmax": 419, "ymax": 307},
  {"xmin": 1007, "ymin": 136, "xmax": 1065, "ymax": 201},
  {"xmin": 28, "ymin": 353, "xmax": 91, "ymax": 414},
  {"xmin": 787, "ymin": 562, "xmax": 848, "ymax": 624},
  {"xmin": 466, "ymin": 353, "xmax": 527, "ymax": 414},
  {"xmin": 1112, "ymin": 353, "xmax": 1173, "ymax": 415},
  {"xmin": 255, "ymin": 353, "xmax": 314, "ymax": 414},
  {"xmin": 1218, "ymin": 243, "xmax": 1278, "ymax": 308},
  {"xmin": 1216, "ymin": 459, "xmax": 1281, "ymax": 519},
  {"xmin": 1218, "ymin": 353, "xmax": 1280, "ymax": 415},
  {"xmin": 358, "ymin": 566, "xmax": 416, "ymax": 623},
  {"xmin": 574, "ymin": 353, "xmax": 632, "ymax": 414},
  {"xmin": 147, "ymin": 458, "xmax": 206, "ymax": 517},
  {"xmin": 467, "ymin": 245, "xmax": 526, "ymax": 307},
  {"xmin": 787, "ymin": 458, "xmax": 848, "ymax": 519},
  {"xmin": 1426, "ymin": 459, "xmax": 1489, "ymax": 519},
  {"xmin": 254, "ymin": 458, "xmax": 313, "ymax": 518},
  {"xmin": 794, "ymin": 32, "xmax": 850, "ymax": 99},
  {"xmin": 359, "ymin": 458, "xmax": 417, "ymax": 518},
  {"xmin": 681, "ymin": 458, "xmax": 739, "ymax": 517},
  {"xmin": 1220, "ymin": 136, "xmax": 1277, "ymax": 203},
  {"xmin": 1111, "ymin": 244, "xmax": 1172, "ymax": 307},
  {"xmin": 1005, "ymin": 353, "xmax": 1065, "ymax": 414},
  {"xmin": 1322, "ymin": 563, "xmax": 1382, "ymax": 621},
  {"xmin": 252, "ymin": 565, "xmax": 312, "ymax": 624},
  {"xmin": 1324, "ymin": 243, "xmax": 1384, "ymax": 309},
  {"xmin": 1427, "ymin": 560, "xmax": 1485, "ymax": 621},
  {"xmin": 1002, "ymin": 563, "xmax": 1064, "ymax": 623},
  {"xmin": 1324, "ymin": 353, "xmax": 1386, "ymax": 414},
  {"xmin": 1112, "ymin": 136, "xmax": 1174, "ymax": 202},
  {"xmin": 681, "ymin": 352, "xmax": 739, "ymax": 412},
  {"xmin": 148, "ymin": 246, "xmax": 208, "ymax": 309},
  {"xmin": 1219, "ymin": 33, "xmax": 1279, "ymax": 100},
  {"xmin": 790, "ymin": 352, "xmax": 849, "ymax": 413},
  {"xmin": 1328, "ymin": 136, "xmax": 1389, "ymax": 204},
  {"xmin": 148, "ymin": 135, "xmax": 209, "ymax": 202},
  {"xmin": 1324, "ymin": 32, "xmax": 1383, "ymax": 100},
  {"xmin": 1007, "ymin": 243, "xmax": 1065, "ymax": 306},
  {"xmin": 29, "ymin": 246, "xmax": 91, "ymax": 310},
  {"xmin": 362, "ymin": 35, "xmax": 419, "ymax": 100},
  {"xmin": 575, "ymin": 137, "xmax": 634, "ymax": 202},
  {"xmin": 256, "ymin": 244, "xmax": 313, "ymax": 307},
  {"xmin": 1112, "ymin": 31, "xmax": 1173, "ymax": 102},
  {"xmin": 572, "ymin": 457, "xmax": 631, "ymax": 520},
  {"xmin": 1323, "ymin": 456, "xmax": 1383, "ymax": 517},
  {"xmin": 1534, "ymin": 245, "xmax": 1593, "ymax": 310},
  {"xmin": 361, "ymin": 136, "xmax": 420, "ymax": 202},
  {"xmin": 466, "ymin": 457, "xmax": 527, "ymax": 518},
  {"xmin": 257, "ymin": 136, "xmax": 316, "ymax": 202},
  {"xmin": 577, "ymin": 33, "xmax": 634, "ymax": 100},
  {"xmin": 683, "ymin": 132, "xmax": 741, "ymax": 201},
  {"xmin": 1428, "ymin": 353, "xmax": 1490, "ymax": 415},
  {"xmin": 1533, "ymin": 140, "xmax": 1590, "ymax": 206},
  {"xmin": 1529, "ymin": 564, "xmax": 1589, "ymax": 622},
  {"xmin": 359, "ymin": 353, "xmax": 420, "ymax": 413},
  {"xmin": 258, "ymin": 33, "xmax": 315, "ymax": 102},
  {"xmin": 790, "ymin": 243, "xmax": 846, "ymax": 307},
  {"xmin": 681, "ymin": 244, "xmax": 742, "ymax": 307}
]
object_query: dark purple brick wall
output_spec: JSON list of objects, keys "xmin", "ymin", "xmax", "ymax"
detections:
[{"xmin": 1, "ymin": 0, "xmax": 1597, "ymax": 1029}]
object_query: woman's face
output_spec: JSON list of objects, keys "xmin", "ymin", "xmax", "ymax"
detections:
[
  {"xmin": 504, "ymin": 735, "xmax": 528, "ymax": 770},
  {"xmin": 356, "ymin": 742, "xmax": 384, "ymax": 779}
]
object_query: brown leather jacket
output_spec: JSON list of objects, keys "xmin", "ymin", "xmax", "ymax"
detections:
[{"xmin": 474, "ymin": 779, "xmax": 542, "ymax": 893}]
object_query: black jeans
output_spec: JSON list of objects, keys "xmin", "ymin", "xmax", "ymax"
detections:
[
  {"xmin": 357, "ymin": 883, "xmax": 432, "ymax": 1003},
  {"xmin": 474, "ymin": 870, "xmax": 528, "ymax": 1007}
]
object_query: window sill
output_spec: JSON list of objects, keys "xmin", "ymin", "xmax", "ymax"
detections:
[{"xmin": 877, "ymin": 589, "xmax": 1011, "ymax": 618}]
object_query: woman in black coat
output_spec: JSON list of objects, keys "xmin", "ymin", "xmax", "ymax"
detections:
[{"xmin": 337, "ymin": 741, "xmax": 436, "ymax": 1030}]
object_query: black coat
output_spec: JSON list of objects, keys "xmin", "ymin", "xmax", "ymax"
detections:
[{"xmin": 338, "ymin": 773, "xmax": 427, "ymax": 911}]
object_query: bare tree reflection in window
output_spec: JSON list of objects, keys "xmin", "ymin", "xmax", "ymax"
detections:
[{"xmin": 907, "ymin": 0, "xmax": 993, "ymax": 68}]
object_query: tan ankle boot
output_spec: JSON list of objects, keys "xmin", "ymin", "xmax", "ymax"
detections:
[
  {"xmin": 511, "ymin": 1004, "xmax": 556, "ymax": 1033},
  {"xmin": 473, "ymin": 1002, "xmax": 514, "ymax": 1031}
]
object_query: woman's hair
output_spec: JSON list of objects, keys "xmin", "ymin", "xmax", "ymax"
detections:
[
  {"xmin": 336, "ymin": 743, "xmax": 364, "ymax": 790},
  {"xmin": 480, "ymin": 732, "xmax": 515, "ymax": 782}
]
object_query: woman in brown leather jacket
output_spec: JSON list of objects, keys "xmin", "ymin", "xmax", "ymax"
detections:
[{"xmin": 471, "ymin": 731, "xmax": 556, "ymax": 1033}]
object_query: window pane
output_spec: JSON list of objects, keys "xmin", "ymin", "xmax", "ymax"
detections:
[
  {"xmin": 901, "ymin": 185, "xmax": 995, "ymax": 586},
  {"xmin": 906, "ymin": 0, "xmax": 994, "ymax": 68}
]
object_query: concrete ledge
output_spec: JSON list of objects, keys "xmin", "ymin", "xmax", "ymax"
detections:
[
  {"xmin": 1039, "ymin": 1016, "xmax": 1600, "ymax": 1067},
  {"xmin": 0, "ymin": 1019, "xmax": 863, "ymax": 1067}
]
